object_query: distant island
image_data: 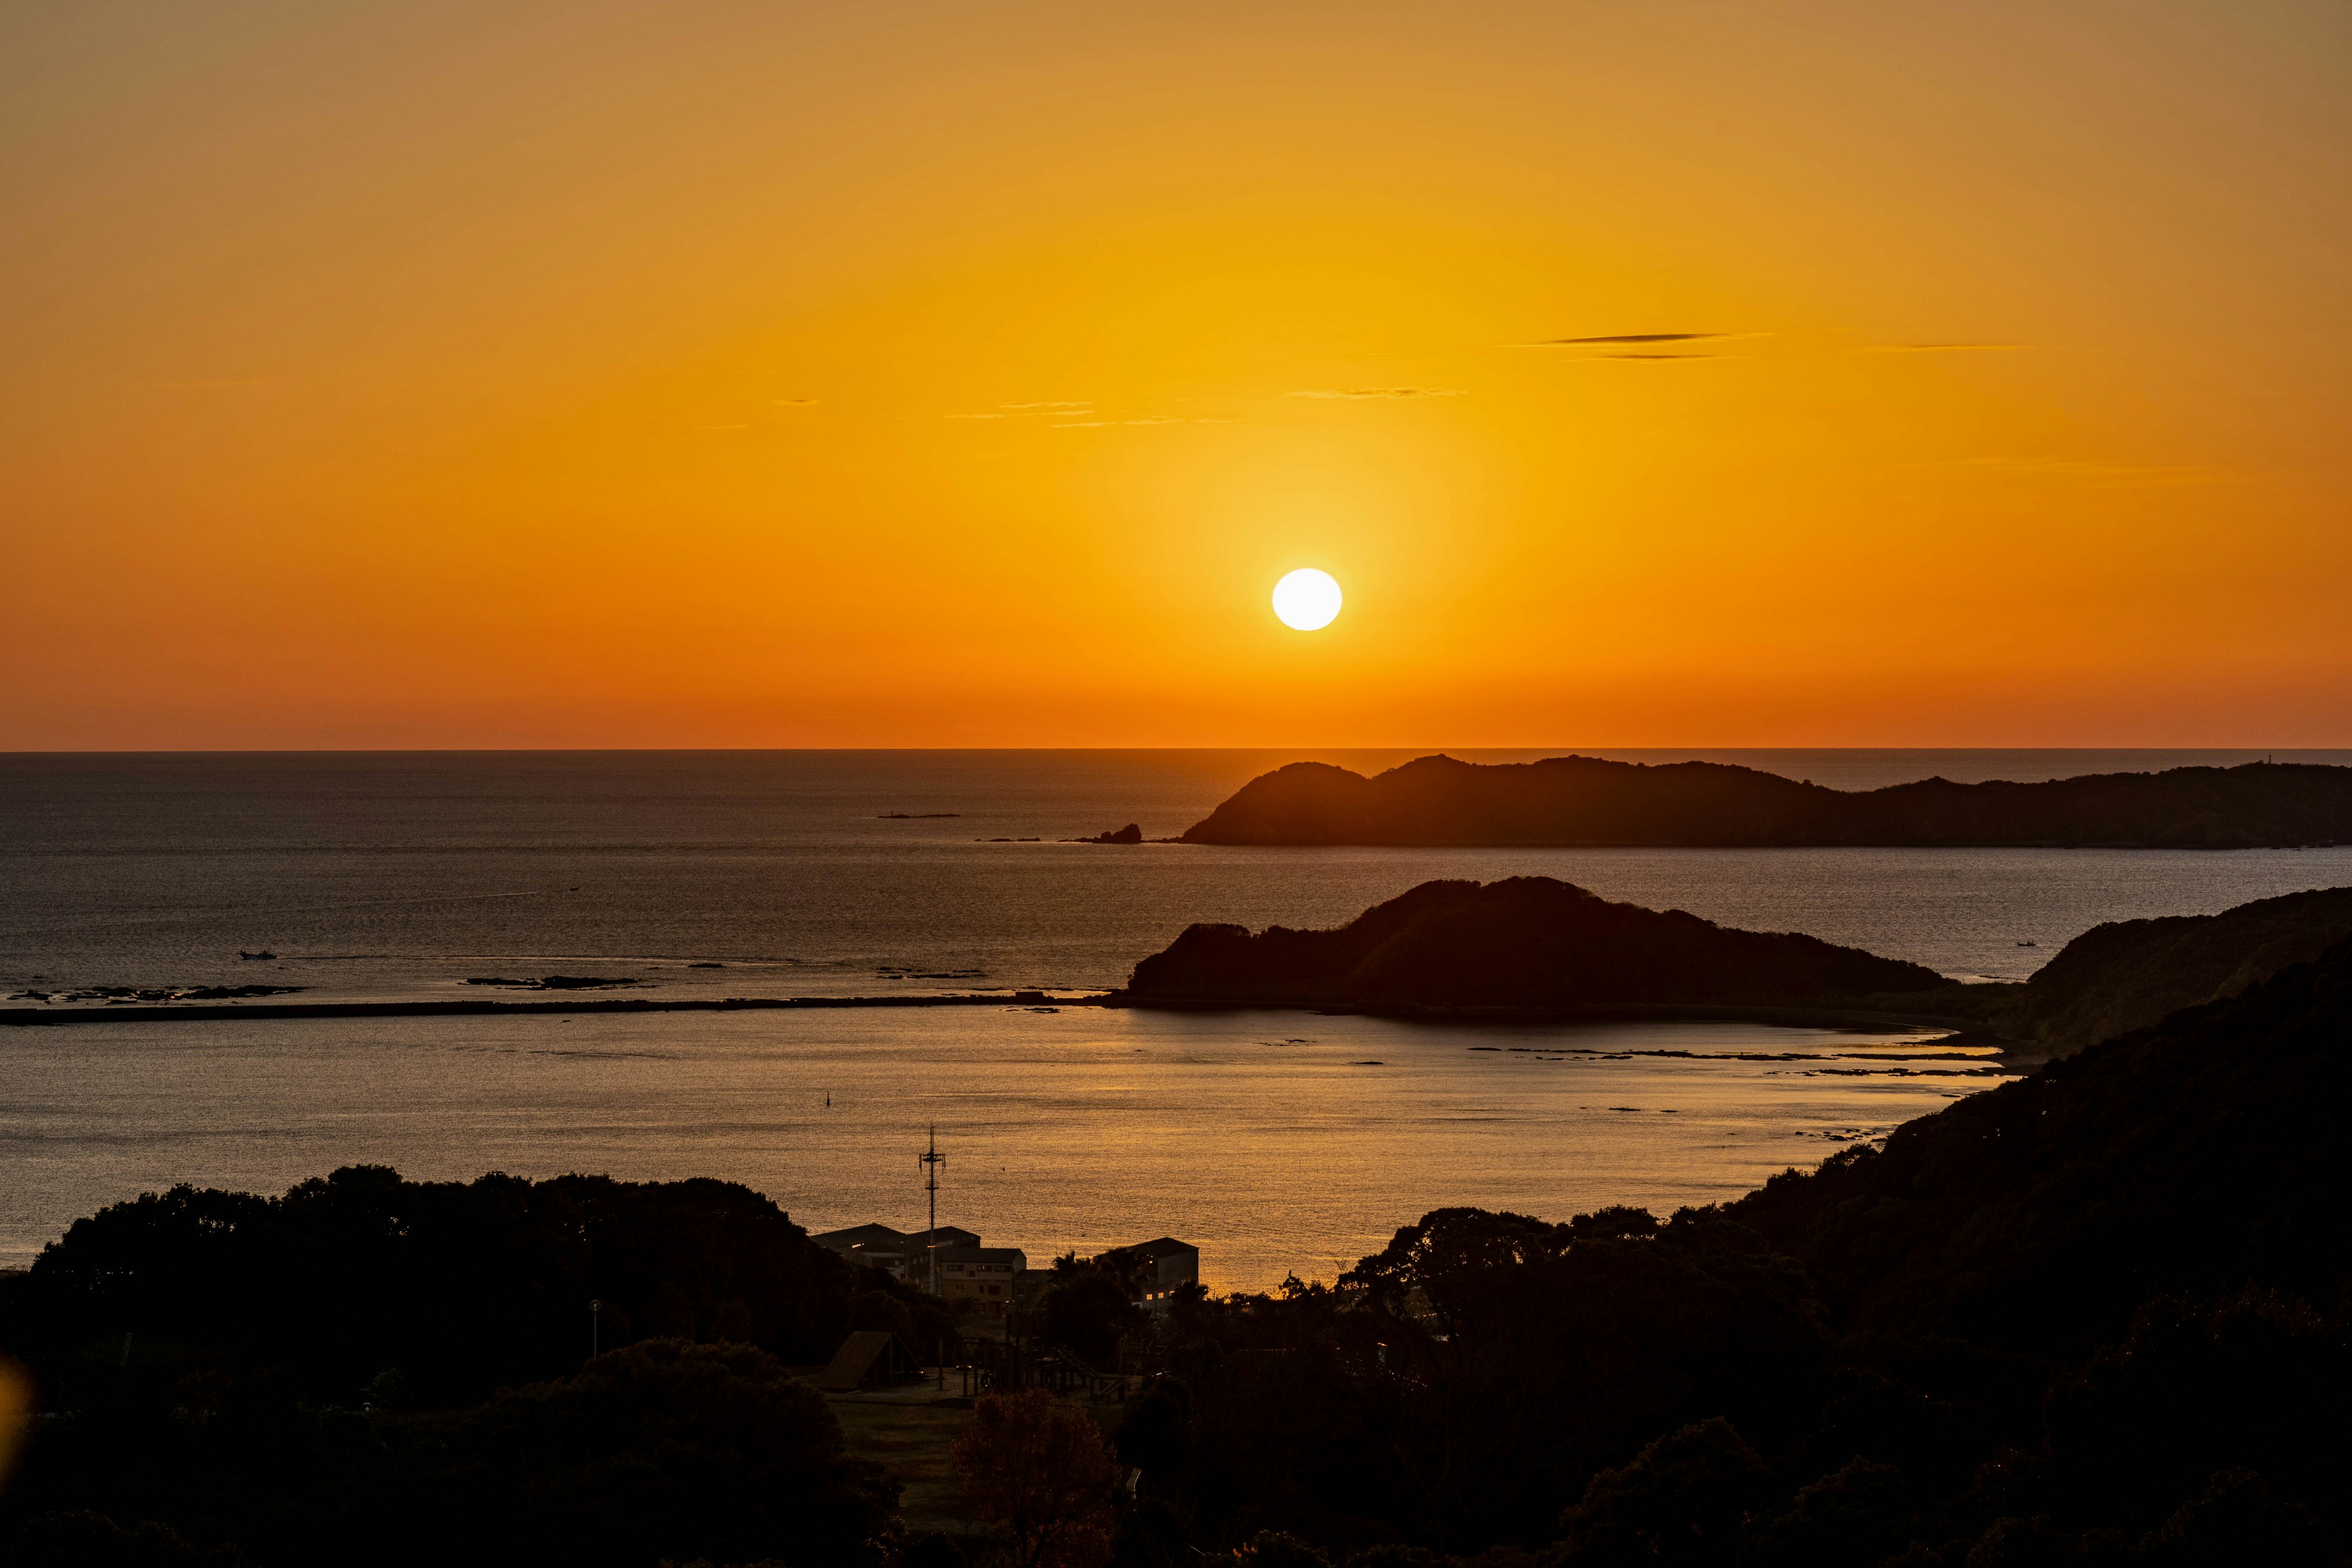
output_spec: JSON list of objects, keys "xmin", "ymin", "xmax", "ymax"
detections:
[
  {"xmin": 1179, "ymin": 753, "xmax": 2352, "ymax": 848},
  {"xmin": 1123, "ymin": 876, "xmax": 2352, "ymax": 1054},
  {"xmin": 1123, "ymin": 876, "xmax": 1953, "ymax": 1014}
]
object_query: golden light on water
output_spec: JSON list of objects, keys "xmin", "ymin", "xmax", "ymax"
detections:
[{"xmin": 1272, "ymin": 569, "xmax": 1343, "ymax": 632}]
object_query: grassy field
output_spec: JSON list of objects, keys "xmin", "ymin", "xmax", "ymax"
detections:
[
  {"xmin": 826, "ymin": 1385, "xmax": 1126, "ymax": 1538},
  {"xmin": 829, "ymin": 1396, "xmax": 984, "ymax": 1537}
]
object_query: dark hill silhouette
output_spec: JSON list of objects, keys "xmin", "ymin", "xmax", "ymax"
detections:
[
  {"xmin": 12, "ymin": 942, "xmax": 2352, "ymax": 1561},
  {"xmin": 1733, "ymin": 932, "xmax": 2352, "ymax": 1357},
  {"xmin": 1180, "ymin": 753, "xmax": 2352, "ymax": 848},
  {"xmin": 1999, "ymin": 884, "xmax": 2352, "ymax": 1056},
  {"xmin": 1123, "ymin": 876, "xmax": 1949, "ymax": 1009},
  {"xmin": 2, "ymin": 1167, "xmax": 887, "ymax": 1407},
  {"xmin": 1139, "ymin": 936, "xmax": 2352, "ymax": 1562}
]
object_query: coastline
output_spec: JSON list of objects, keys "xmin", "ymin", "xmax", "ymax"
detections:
[
  {"xmin": 0, "ymin": 988, "xmax": 2026, "ymax": 1056},
  {"xmin": 0, "ymin": 991, "xmax": 1114, "ymax": 1027}
]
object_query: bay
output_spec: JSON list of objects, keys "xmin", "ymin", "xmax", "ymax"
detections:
[
  {"xmin": 6, "ymin": 748, "xmax": 2348, "ymax": 1283},
  {"xmin": 0, "ymin": 1006, "xmax": 1996, "ymax": 1287}
]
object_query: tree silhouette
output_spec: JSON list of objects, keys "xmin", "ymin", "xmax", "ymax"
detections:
[{"xmin": 953, "ymin": 1389, "xmax": 1121, "ymax": 1568}]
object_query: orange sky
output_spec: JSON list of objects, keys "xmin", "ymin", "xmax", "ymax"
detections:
[{"xmin": 5, "ymin": 1, "xmax": 2350, "ymax": 748}]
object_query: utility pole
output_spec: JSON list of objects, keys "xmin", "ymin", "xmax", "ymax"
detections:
[{"xmin": 920, "ymin": 1124, "xmax": 946, "ymax": 1297}]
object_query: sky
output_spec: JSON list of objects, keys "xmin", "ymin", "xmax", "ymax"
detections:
[{"xmin": 4, "ymin": 0, "xmax": 2349, "ymax": 748}]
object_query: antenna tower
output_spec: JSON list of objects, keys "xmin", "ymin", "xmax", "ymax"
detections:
[{"xmin": 919, "ymin": 1125, "xmax": 946, "ymax": 1296}]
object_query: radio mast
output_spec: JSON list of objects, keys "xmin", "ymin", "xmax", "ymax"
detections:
[{"xmin": 919, "ymin": 1125, "xmax": 946, "ymax": 1296}]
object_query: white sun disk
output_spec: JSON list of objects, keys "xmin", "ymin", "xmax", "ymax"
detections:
[{"xmin": 1272, "ymin": 568, "xmax": 1343, "ymax": 631}]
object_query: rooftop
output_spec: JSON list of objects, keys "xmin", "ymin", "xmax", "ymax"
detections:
[{"xmin": 813, "ymin": 1223, "xmax": 983, "ymax": 1253}]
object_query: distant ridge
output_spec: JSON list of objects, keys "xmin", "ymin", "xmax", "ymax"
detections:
[{"xmin": 1180, "ymin": 753, "xmax": 2352, "ymax": 848}]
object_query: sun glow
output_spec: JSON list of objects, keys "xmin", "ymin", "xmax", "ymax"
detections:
[
  {"xmin": 4, "ymin": 3, "xmax": 2349, "ymax": 747},
  {"xmin": 1272, "ymin": 569, "xmax": 1343, "ymax": 631}
]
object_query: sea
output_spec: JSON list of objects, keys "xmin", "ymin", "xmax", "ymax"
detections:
[{"xmin": 6, "ymin": 748, "xmax": 2351, "ymax": 1287}]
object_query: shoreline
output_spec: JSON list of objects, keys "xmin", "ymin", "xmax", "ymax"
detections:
[
  {"xmin": 0, "ymin": 989, "xmax": 2022, "ymax": 1052},
  {"xmin": 0, "ymin": 991, "xmax": 1114, "ymax": 1027}
]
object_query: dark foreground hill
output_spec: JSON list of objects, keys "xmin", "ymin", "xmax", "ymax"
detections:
[
  {"xmin": 11, "ymin": 940, "xmax": 2352, "ymax": 1566},
  {"xmin": 0, "ymin": 1170, "xmax": 956, "ymax": 1567},
  {"xmin": 1151, "ymin": 937, "xmax": 2352, "ymax": 1564},
  {"xmin": 1124, "ymin": 876, "xmax": 1951, "ymax": 1011},
  {"xmin": 1181, "ymin": 753, "xmax": 2352, "ymax": 848}
]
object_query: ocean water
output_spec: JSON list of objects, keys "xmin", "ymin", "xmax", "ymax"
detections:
[
  {"xmin": 6, "ymin": 749, "xmax": 2351, "ymax": 1003},
  {"xmin": 4, "ymin": 748, "xmax": 2349, "ymax": 1281},
  {"xmin": 0, "ymin": 1005, "xmax": 1994, "ymax": 1287}
]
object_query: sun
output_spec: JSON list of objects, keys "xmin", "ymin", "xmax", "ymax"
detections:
[{"xmin": 1272, "ymin": 568, "xmax": 1342, "ymax": 631}]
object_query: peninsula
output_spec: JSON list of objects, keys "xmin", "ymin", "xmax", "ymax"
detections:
[{"xmin": 1179, "ymin": 754, "xmax": 2352, "ymax": 848}]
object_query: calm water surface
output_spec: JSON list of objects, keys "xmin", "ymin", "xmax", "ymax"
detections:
[
  {"xmin": 0, "ymin": 1006, "xmax": 1996, "ymax": 1286},
  {"xmin": 4, "ymin": 749, "xmax": 2346, "ymax": 1279},
  {"xmin": 7, "ymin": 749, "xmax": 2351, "ymax": 1001}
]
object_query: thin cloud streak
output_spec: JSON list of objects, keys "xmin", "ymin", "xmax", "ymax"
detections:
[
  {"xmin": 948, "ymin": 399, "xmax": 1095, "ymax": 420},
  {"xmin": 1053, "ymin": 415, "xmax": 1194, "ymax": 428},
  {"xmin": 1526, "ymin": 332, "xmax": 1735, "ymax": 345},
  {"xmin": 1289, "ymin": 387, "xmax": 1467, "ymax": 399}
]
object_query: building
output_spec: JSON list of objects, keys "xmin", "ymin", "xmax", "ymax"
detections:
[
  {"xmin": 815, "ymin": 1222, "xmax": 1194, "ymax": 1319},
  {"xmin": 935, "ymin": 1245, "xmax": 1028, "ymax": 1319},
  {"xmin": 1102, "ymin": 1237, "xmax": 1200, "ymax": 1310},
  {"xmin": 812, "ymin": 1222, "xmax": 982, "ymax": 1284}
]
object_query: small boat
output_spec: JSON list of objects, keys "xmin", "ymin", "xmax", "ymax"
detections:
[{"xmin": 239, "ymin": 950, "xmax": 277, "ymax": 960}]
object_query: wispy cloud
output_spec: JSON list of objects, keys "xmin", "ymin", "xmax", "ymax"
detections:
[
  {"xmin": 1289, "ymin": 386, "xmax": 1467, "ymax": 399},
  {"xmin": 1596, "ymin": 353, "xmax": 1716, "ymax": 361},
  {"xmin": 1525, "ymin": 332, "xmax": 1737, "ymax": 346},
  {"xmin": 948, "ymin": 400, "xmax": 1094, "ymax": 421},
  {"xmin": 1860, "ymin": 343, "xmax": 2027, "ymax": 353},
  {"xmin": 1053, "ymin": 415, "xmax": 1191, "ymax": 428},
  {"xmin": 949, "ymin": 398, "xmax": 1221, "ymax": 429},
  {"xmin": 774, "ymin": 397, "xmax": 820, "ymax": 405}
]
